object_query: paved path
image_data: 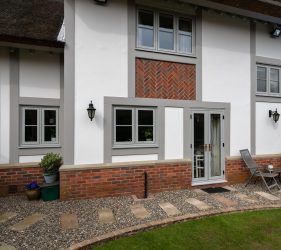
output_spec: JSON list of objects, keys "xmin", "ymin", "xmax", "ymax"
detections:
[{"xmin": 1, "ymin": 184, "xmax": 281, "ymax": 249}]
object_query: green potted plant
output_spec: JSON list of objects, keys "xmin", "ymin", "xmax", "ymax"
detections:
[
  {"xmin": 40, "ymin": 153, "xmax": 63, "ymax": 184},
  {"xmin": 25, "ymin": 181, "xmax": 41, "ymax": 200},
  {"xmin": 144, "ymin": 127, "xmax": 153, "ymax": 141}
]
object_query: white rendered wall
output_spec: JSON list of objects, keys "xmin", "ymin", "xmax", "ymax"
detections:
[
  {"xmin": 202, "ymin": 12, "xmax": 251, "ymax": 156},
  {"xmin": 0, "ymin": 48, "xmax": 10, "ymax": 163},
  {"xmin": 256, "ymin": 102, "xmax": 281, "ymax": 155},
  {"xmin": 19, "ymin": 155, "xmax": 44, "ymax": 163},
  {"xmin": 165, "ymin": 108, "xmax": 184, "ymax": 159},
  {"xmin": 19, "ymin": 50, "xmax": 60, "ymax": 99},
  {"xmin": 256, "ymin": 23, "xmax": 281, "ymax": 60},
  {"xmin": 112, "ymin": 154, "xmax": 158, "ymax": 163},
  {"xmin": 75, "ymin": 0, "xmax": 128, "ymax": 164}
]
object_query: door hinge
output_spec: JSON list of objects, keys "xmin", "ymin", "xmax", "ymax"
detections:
[
  {"xmin": 223, "ymin": 115, "xmax": 225, "ymax": 119},
  {"xmin": 190, "ymin": 144, "xmax": 192, "ymax": 148},
  {"xmin": 190, "ymin": 114, "xmax": 192, "ymax": 119},
  {"xmin": 222, "ymin": 143, "xmax": 225, "ymax": 147},
  {"xmin": 223, "ymin": 170, "xmax": 225, "ymax": 175}
]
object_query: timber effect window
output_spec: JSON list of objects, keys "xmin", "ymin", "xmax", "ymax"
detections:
[
  {"xmin": 257, "ymin": 65, "xmax": 280, "ymax": 96},
  {"xmin": 21, "ymin": 107, "xmax": 59, "ymax": 146},
  {"xmin": 137, "ymin": 9, "xmax": 193, "ymax": 55},
  {"xmin": 114, "ymin": 107, "xmax": 155, "ymax": 146}
]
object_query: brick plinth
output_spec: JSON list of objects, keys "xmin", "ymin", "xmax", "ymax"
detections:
[
  {"xmin": 225, "ymin": 155, "xmax": 281, "ymax": 184},
  {"xmin": 135, "ymin": 58, "xmax": 196, "ymax": 100},
  {"xmin": 60, "ymin": 161, "xmax": 192, "ymax": 200},
  {"xmin": 0, "ymin": 165, "xmax": 43, "ymax": 196}
]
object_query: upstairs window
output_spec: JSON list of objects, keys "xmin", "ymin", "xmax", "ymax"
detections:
[
  {"xmin": 114, "ymin": 107, "xmax": 155, "ymax": 146},
  {"xmin": 21, "ymin": 107, "xmax": 59, "ymax": 146},
  {"xmin": 137, "ymin": 9, "xmax": 193, "ymax": 55},
  {"xmin": 257, "ymin": 65, "xmax": 280, "ymax": 96}
]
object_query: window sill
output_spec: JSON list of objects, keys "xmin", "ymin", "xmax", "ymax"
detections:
[
  {"xmin": 135, "ymin": 47, "xmax": 197, "ymax": 59},
  {"xmin": 112, "ymin": 144, "xmax": 159, "ymax": 149},
  {"xmin": 19, "ymin": 145, "xmax": 61, "ymax": 149},
  {"xmin": 256, "ymin": 93, "xmax": 281, "ymax": 98}
]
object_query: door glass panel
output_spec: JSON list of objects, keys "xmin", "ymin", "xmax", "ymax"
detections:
[
  {"xmin": 193, "ymin": 113, "xmax": 205, "ymax": 179},
  {"xmin": 210, "ymin": 114, "xmax": 221, "ymax": 177}
]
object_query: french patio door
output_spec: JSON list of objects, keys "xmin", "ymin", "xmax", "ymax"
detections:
[{"xmin": 192, "ymin": 110, "xmax": 224, "ymax": 183}]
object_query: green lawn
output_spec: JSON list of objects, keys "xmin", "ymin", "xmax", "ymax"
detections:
[{"xmin": 94, "ymin": 209, "xmax": 281, "ymax": 250}]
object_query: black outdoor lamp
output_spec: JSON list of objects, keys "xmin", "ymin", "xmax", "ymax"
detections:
[
  {"xmin": 87, "ymin": 101, "xmax": 96, "ymax": 121},
  {"xmin": 94, "ymin": 0, "xmax": 107, "ymax": 4},
  {"xmin": 269, "ymin": 109, "xmax": 280, "ymax": 123},
  {"xmin": 271, "ymin": 25, "xmax": 281, "ymax": 38}
]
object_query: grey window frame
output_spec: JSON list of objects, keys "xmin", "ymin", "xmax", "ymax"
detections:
[
  {"xmin": 42, "ymin": 107, "xmax": 59, "ymax": 145},
  {"xmin": 21, "ymin": 106, "xmax": 59, "ymax": 147},
  {"xmin": 21, "ymin": 107, "xmax": 40, "ymax": 146},
  {"xmin": 136, "ymin": 8, "xmax": 195, "ymax": 56},
  {"xmin": 113, "ymin": 106, "xmax": 156, "ymax": 147},
  {"xmin": 256, "ymin": 64, "xmax": 281, "ymax": 97}
]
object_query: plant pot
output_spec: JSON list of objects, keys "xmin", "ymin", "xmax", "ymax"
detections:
[
  {"xmin": 43, "ymin": 174, "xmax": 57, "ymax": 184},
  {"xmin": 25, "ymin": 188, "xmax": 41, "ymax": 200}
]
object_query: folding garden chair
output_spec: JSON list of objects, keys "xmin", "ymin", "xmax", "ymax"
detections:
[{"xmin": 240, "ymin": 149, "xmax": 280, "ymax": 193}]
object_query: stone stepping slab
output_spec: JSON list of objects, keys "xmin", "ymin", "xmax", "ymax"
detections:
[
  {"xmin": 130, "ymin": 204, "xmax": 150, "ymax": 219},
  {"xmin": 9, "ymin": 213, "xmax": 44, "ymax": 232},
  {"xmin": 0, "ymin": 242, "xmax": 17, "ymax": 250},
  {"xmin": 98, "ymin": 208, "xmax": 115, "ymax": 224},
  {"xmin": 186, "ymin": 198, "xmax": 211, "ymax": 210},
  {"xmin": 60, "ymin": 213, "xmax": 79, "ymax": 230},
  {"xmin": 0, "ymin": 212, "xmax": 17, "ymax": 223},
  {"xmin": 235, "ymin": 193, "xmax": 257, "ymax": 203},
  {"xmin": 255, "ymin": 192, "xmax": 280, "ymax": 201},
  {"xmin": 158, "ymin": 202, "xmax": 180, "ymax": 216},
  {"xmin": 211, "ymin": 194, "xmax": 237, "ymax": 207},
  {"xmin": 224, "ymin": 186, "xmax": 237, "ymax": 192}
]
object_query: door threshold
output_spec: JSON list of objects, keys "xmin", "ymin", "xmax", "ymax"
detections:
[{"xmin": 192, "ymin": 179, "xmax": 227, "ymax": 187}]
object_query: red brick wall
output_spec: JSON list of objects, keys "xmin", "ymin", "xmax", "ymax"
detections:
[
  {"xmin": 226, "ymin": 156, "xmax": 281, "ymax": 184},
  {"xmin": 60, "ymin": 161, "xmax": 192, "ymax": 200},
  {"xmin": 135, "ymin": 58, "xmax": 196, "ymax": 100},
  {"xmin": 0, "ymin": 166, "xmax": 43, "ymax": 196}
]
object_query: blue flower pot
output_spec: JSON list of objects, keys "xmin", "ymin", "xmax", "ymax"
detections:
[{"xmin": 43, "ymin": 174, "xmax": 57, "ymax": 184}]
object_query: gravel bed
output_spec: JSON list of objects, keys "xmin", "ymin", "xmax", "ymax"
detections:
[{"xmin": 1, "ymin": 184, "xmax": 281, "ymax": 250}]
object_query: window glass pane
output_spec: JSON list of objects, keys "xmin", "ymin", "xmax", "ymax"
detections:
[
  {"xmin": 178, "ymin": 34, "xmax": 192, "ymax": 53},
  {"xmin": 44, "ymin": 110, "xmax": 56, "ymax": 125},
  {"xmin": 179, "ymin": 18, "xmax": 192, "ymax": 32},
  {"xmin": 116, "ymin": 109, "xmax": 132, "ymax": 125},
  {"xmin": 159, "ymin": 14, "xmax": 173, "ymax": 29},
  {"xmin": 25, "ymin": 109, "xmax": 37, "ymax": 125},
  {"xmin": 116, "ymin": 126, "xmax": 132, "ymax": 142},
  {"xmin": 270, "ymin": 81, "xmax": 279, "ymax": 93},
  {"xmin": 138, "ymin": 27, "xmax": 154, "ymax": 47},
  {"xmin": 257, "ymin": 79, "xmax": 267, "ymax": 92},
  {"xmin": 138, "ymin": 126, "xmax": 154, "ymax": 141},
  {"xmin": 138, "ymin": 11, "xmax": 153, "ymax": 26},
  {"xmin": 44, "ymin": 126, "xmax": 57, "ymax": 142},
  {"xmin": 159, "ymin": 31, "xmax": 174, "ymax": 50},
  {"xmin": 138, "ymin": 110, "xmax": 153, "ymax": 125},
  {"xmin": 25, "ymin": 126, "xmax": 37, "ymax": 142},
  {"xmin": 270, "ymin": 68, "xmax": 279, "ymax": 82},
  {"xmin": 257, "ymin": 66, "xmax": 266, "ymax": 80}
]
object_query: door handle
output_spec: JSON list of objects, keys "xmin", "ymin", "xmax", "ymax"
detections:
[
  {"xmin": 204, "ymin": 144, "xmax": 208, "ymax": 151},
  {"xmin": 209, "ymin": 144, "xmax": 212, "ymax": 151}
]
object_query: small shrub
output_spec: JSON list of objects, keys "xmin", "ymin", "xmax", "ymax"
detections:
[{"xmin": 40, "ymin": 153, "xmax": 63, "ymax": 175}]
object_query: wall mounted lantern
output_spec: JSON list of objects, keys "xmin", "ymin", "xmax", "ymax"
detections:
[
  {"xmin": 271, "ymin": 25, "xmax": 281, "ymax": 38},
  {"xmin": 94, "ymin": 0, "xmax": 107, "ymax": 4},
  {"xmin": 269, "ymin": 109, "xmax": 280, "ymax": 123},
  {"xmin": 87, "ymin": 101, "xmax": 96, "ymax": 121}
]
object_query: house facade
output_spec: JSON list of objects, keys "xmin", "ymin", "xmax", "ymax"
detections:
[{"xmin": 1, "ymin": 0, "xmax": 281, "ymax": 198}]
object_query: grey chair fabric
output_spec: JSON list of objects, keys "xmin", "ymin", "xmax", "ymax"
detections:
[{"xmin": 240, "ymin": 149, "xmax": 280, "ymax": 193}]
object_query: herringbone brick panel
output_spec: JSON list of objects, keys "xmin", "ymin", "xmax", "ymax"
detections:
[{"xmin": 136, "ymin": 58, "xmax": 196, "ymax": 100}]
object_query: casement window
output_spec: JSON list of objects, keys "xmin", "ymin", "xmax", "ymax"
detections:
[
  {"xmin": 137, "ymin": 9, "xmax": 193, "ymax": 55},
  {"xmin": 257, "ymin": 65, "xmax": 280, "ymax": 96},
  {"xmin": 114, "ymin": 107, "xmax": 155, "ymax": 146},
  {"xmin": 21, "ymin": 107, "xmax": 59, "ymax": 146}
]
